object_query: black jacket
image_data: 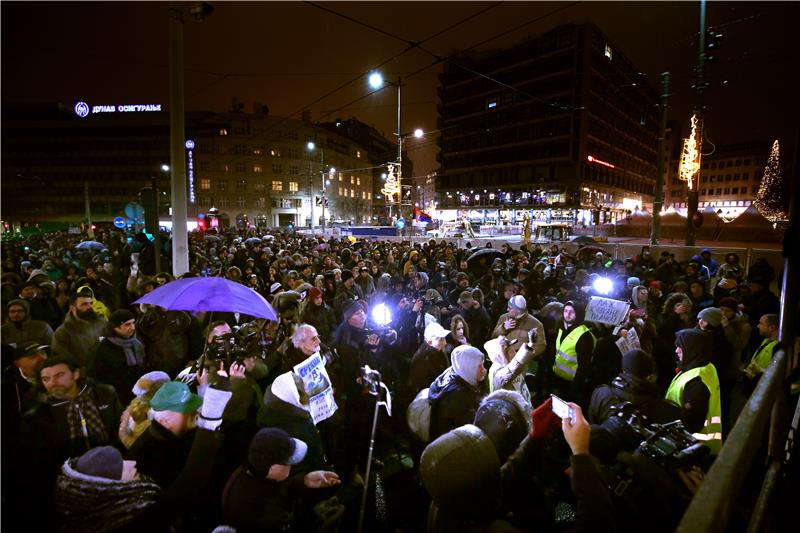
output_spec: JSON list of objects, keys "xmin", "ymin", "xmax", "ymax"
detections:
[
  {"xmin": 89, "ymin": 337, "xmax": 148, "ymax": 405},
  {"xmin": 127, "ymin": 420, "xmax": 196, "ymax": 489},
  {"xmin": 428, "ymin": 368, "xmax": 485, "ymax": 440},
  {"xmin": 222, "ymin": 465, "xmax": 308, "ymax": 533}
]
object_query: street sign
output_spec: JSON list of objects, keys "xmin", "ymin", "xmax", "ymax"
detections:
[
  {"xmin": 124, "ymin": 202, "xmax": 145, "ymax": 224},
  {"xmin": 113, "ymin": 217, "xmax": 126, "ymax": 228}
]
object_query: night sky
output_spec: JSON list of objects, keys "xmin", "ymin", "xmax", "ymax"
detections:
[{"xmin": 3, "ymin": 1, "xmax": 799, "ymax": 176}]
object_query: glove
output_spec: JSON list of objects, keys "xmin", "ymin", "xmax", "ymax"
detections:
[
  {"xmin": 196, "ymin": 386, "xmax": 233, "ymax": 431},
  {"xmin": 530, "ymin": 397, "xmax": 560, "ymax": 441}
]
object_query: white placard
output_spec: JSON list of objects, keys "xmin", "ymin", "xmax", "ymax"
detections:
[
  {"xmin": 585, "ymin": 296, "xmax": 630, "ymax": 326},
  {"xmin": 615, "ymin": 327, "xmax": 641, "ymax": 355},
  {"xmin": 293, "ymin": 353, "xmax": 338, "ymax": 425}
]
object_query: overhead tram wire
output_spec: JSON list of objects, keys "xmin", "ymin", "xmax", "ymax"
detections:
[{"xmin": 213, "ymin": 2, "xmax": 505, "ymax": 168}]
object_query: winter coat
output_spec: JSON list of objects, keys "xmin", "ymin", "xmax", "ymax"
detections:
[
  {"xmin": 52, "ymin": 311, "xmax": 107, "ymax": 368},
  {"xmin": 491, "ymin": 312, "xmax": 546, "ymax": 362},
  {"xmin": 89, "ymin": 336, "xmax": 148, "ymax": 405},
  {"xmin": 127, "ymin": 421, "xmax": 196, "ymax": 489},
  {"xmin": 300, "ymin": 302, "xmax": 335, "ymax": 342},
  {"xmin": 135, "ymin": 308, "xmax": 192, "ymax": 377},
  {"xmin": 222, "ymin": 466, "xmax": 308, "ymax": 533},
  {"xmin": 589, "ymin": 374, "xmax": 682, "ymax": 425},
  {"xmin": 258, "ymin": 387, "xmax": 327, "ymax": 474},
  {"xmin": 428, "ymin": 368, "xmax": 486, "ymax": 440},
  {"xmin": 53, "ymin": 427, "xmax": 222, "ymax": 533},
  {"xmin": 670, "ymin": 329, "xmax": 715, "ymax": 433},
  {"xmin": 1, "ymin": 299, "xmax": 54, "ymax": 346},
  {"xmin": 408, "ymin": 343, "xmax": 450, "ymax": 397}
]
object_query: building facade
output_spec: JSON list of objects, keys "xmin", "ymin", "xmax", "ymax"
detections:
[
  {"xmin": 1, "ymin": 102, "xmax": 374, "ymax": 230},
  {"xmin": 663, "ymin": 140, "xmax": 770, "ymax": 219},
  {"xmin": 435, "ymin": 23, "xmax": 659, "ymax": 227}
]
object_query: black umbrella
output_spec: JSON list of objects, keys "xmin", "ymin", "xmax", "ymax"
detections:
[
  {"xmin": 467, "ymin": 248, "xmax": 505, "ymax": 271},
  {"xmin": 571, "ymin": 235, "xmax": 597, "ymax": 244}
]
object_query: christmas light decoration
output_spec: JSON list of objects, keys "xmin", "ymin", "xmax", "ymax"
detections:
[
  {"xmin": 679, "ymin": 114, "xmax": 701, "ymax": 190},
  {"xmin": 381, "ymin": 162, "xmax": 400, "ymax": 202},
  {"xmin": 754, "ymin": 139, "xmax": 789, "ymax": 222}
]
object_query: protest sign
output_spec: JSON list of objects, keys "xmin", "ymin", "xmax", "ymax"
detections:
[
  {"xmin": 585, "ymin": 296, "xmax": 630, "ymax": 326},
  {"xmin": 615, "ymin": 327, "xmax": 641, "ymax": 355},
  {"xmin": 293, "ymin": 353, "xmax": 338, "ymax": 424}
]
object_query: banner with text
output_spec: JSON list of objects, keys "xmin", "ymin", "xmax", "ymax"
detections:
[
  {"xmin": 293, "ymin": 353, "xmax": 338, "ymax": 425},
  {"xmin": 615, "ymin": 327, "xmax": 642, "ymax": 355},
  {"xmin": 585, "ymin": 296, "xmax": 631, "ymax": 326}
]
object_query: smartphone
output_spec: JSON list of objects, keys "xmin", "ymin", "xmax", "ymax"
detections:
[{"xmin": 551, "ymin": 394, "xmax": 575, "ymax": 424}]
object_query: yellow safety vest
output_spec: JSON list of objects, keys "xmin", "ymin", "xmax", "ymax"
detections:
[
  {"xmin": 553, "ymin": 325, "xmax": 594, "ymax": 381},
  {"xmin": 665, "ymin": 364, "xmax": 722, "ymax": 455},
  {"xmin": 744, "ymin": 337, "xmax": 779, "ymax": 379}
]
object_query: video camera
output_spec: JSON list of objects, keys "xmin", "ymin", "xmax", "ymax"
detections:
[
  {"xmin": 205, "ymin": 321, "xmax": 262, "ymax": 367},
  {"xmin": 603, "ymin": 401, "xmax": 709, "ymax": 473}
]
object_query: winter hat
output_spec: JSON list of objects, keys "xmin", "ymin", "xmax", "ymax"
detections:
[
  {"xmin": 270, "ymin": 282, "xmax": 283, "ymax": 295},
  {"xmin": 698, "ymin": 307, "xmax": 722, "ymax": 328},
  {"xmin": 269, "ymin": 371, "xmax": 306, "ymax": 411},
  {"xmin": 308, "ymin": 287, "xmax": 323, "ymax": 300},
  {"xmin": 507, "ymin": 295, "xmax": 527, "ymax": 312},
  {"xmin": 76, "ymin": 446, "xmax": 124, "ymax": 480},
  {"xmin": 622, "ymin": 349, "xmax": 656, "ymax": 379},
  {"xmin": 342, "ymin": 299, "xmax": 362, "ymax": 321},
  {"xmin": 109, "ymin": 309, "xmax": 136, "ymax": 328},
  {"xmin": 718, "ymin": 297, "xmax": 739, "ymax": 312},
  {"xmin": 649, "ymin": 281, "xmax": 662, "ymax": 290},
  {"xmin": 626, "ymin": 276, "xmax": 641, "ymax": 288},
  {"xmin": 451, "ymin": 345, "xmax": 485, "ymax": 386},
  {"xmin": 248, "ymin": 428, "xmax": 308, "ymax": 474},
  {"xmin": 416, "ymin": 271, "xmax": 429, "ymax": 286},
  {"xmin": 341, "ymin": 270, "xmax": 354, "ymax": 283},
  {"xmin": 15, "ymin": 342, "xmax": 48, "ymax": 361},
  {"xmin": 132, "ymin": 370, "xmax": 171, "ymax": 397},
  {"xmin": 150, "ymin": 381, "xmax": 203, "ymax": 414}
]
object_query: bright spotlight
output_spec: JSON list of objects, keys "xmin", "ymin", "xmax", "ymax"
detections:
[
  {"xmin": 307, "ymin": 141, "xmax": 315, "ymax": 150},
  {"xmin": 592, "ymin": 277, "xmax": 613, "ymax": 295},
  {"xmin": 160, "ymin": 164, "xmax": 170, "ymax": 172},
  {"xmin": 368, "ymin": 72, "xmax": 384, "ymax": 89},
  {"xmin": 371, "ymin": 303, "xmax": 392, "ymax": 326},
  {"xmin": 413, "ymin": 128, "xmax": 424, "ymax": 138}
]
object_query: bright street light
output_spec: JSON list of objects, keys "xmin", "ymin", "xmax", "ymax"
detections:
[
  {"xmin": 413, "ymin": 128, "xmax": 423, "ymax": 138},
  {"xmin": 161, "ymin": 164, "xmax": 170, "ymax": 172},
  {"xmin": 307, "ymin": 141, "xmax": 315, "ymax": 150},
  {"xmin": 368, "ymin": 72, "xmax": 383, "ymax": 89}
]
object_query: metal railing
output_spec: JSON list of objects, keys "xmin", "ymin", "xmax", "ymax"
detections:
[{"xmin": 677, "ymin": 349, "xmax": 794, "ymax": 532}]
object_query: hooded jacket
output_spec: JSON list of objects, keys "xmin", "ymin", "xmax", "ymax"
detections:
[
  {"xmin": 428, "ymin": 366, "xmax": 485, "ymax": 441},
  {"xmin": 668, "ymin": 329, "xmax": 715, "ymax": 433},
  {"xmin": 52, "ymin": 310, "xmax": 107, "ymax": 368},
  {"xmin": 1, "ymin": 299, "xmax": 54, "ymax": 346}
]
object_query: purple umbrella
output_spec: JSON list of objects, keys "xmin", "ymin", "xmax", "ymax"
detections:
[{"xmin": 134, "ymin": 277, "xmax": 278, "ymax": 320}]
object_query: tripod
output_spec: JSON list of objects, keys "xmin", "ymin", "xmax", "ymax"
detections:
[{"xmin": 357, "ymin": 365, "xmax": 392, "ymax": 533}]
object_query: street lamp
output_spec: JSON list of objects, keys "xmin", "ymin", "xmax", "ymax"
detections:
[{"xmin": 306, "ymin": 141, "xmax": 330, "ymax": 233}]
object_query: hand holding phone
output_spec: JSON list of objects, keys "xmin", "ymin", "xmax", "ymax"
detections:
[{"xmin": 550, "ymin": 394, "xmax": 576, "ymax": 424}]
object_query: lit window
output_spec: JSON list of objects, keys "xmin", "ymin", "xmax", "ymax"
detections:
[
  {"xmin": 356, "ymin": 150, "xmax": 361, "ymax": 158},
  {"xmin": 200, "ymin": 178, "xmax": 211, "ymax": 190},
  {"xmin": 357, "ymin": 176, "xmax": 361, "ymax": 186},
  {"xmin": 350, "ymin": 176, "xmax": 355, "ymax": 185},
  {"xmin": 487, "ymin": 97, "xmax": 497, "ymax": 109},
  {"xmin": 271, "ymin": 149, "xmax": 281, "ymax": 157},
  {"xmin": 253, "ymin": 165, "xmax": 263, "ymax": 173},
  {"xmin": 272, "ymin": 181, "xmax": 283, "ymax": 192},
  {"xmin": 219, "ymin": 128, "xmax": 228, "ymax": 136},
  {"xmin": 289, "ymin": 181, "xmax": 299, "ymax": 192},
  {"xmin": 351, "ymin": 189, "xmax": 355, "ymax": 198},
  {"xmin": 604, "ymin": 43, "xmax": 612, "ymax": 60},
  {"xmin": 338, "ymin": 187, "xmax": 343, "ymax": 196},
  {"xmin": 338, "ymin": 174, "xmax": 343, "ymax": 182}
]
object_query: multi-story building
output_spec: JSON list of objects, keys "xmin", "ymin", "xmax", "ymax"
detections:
[
  {"xmin": 2, "ymin": 101, "xmax": 171, "ymax": 230},
  {"xmin": 319, "ymin": 117, "xmax": 411, "ymax": 225},
  {"xmin": 663, "ymin": 140, "xmax": 770, "ymax": 219},
  {"xmin": 436, "ymin": 23, "xmax": 659, "ymax": 226},
  {"xmin": 1, "ymin": 101, "xmax": 373, "ymax": 230},
  {"xmin": 189, "ymin": 107, "xmax": 373, "ymax": 229}
]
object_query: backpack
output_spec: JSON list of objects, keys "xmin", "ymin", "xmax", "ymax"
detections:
[{"xmin": 406, "ymin": 387, "xmax": 432, "ymax": 442}]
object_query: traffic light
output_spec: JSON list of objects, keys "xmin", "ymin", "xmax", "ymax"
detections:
[
  {"xmin": 315, "ymin": 196, "xmax": 322, "ymax": 206},
  {"xmin": 705, "ymin": 29, "xmax": 723, "ymax": 63},
  {"xmin": 139, "ymin": 186, "xmax": 157, "ymax": 234},
  {"xmin": 197, "ymin": 218, "xmax": 205, "ymax": 230}
]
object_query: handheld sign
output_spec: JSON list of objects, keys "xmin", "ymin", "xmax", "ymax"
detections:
[
  {"xmin": 585, "ymin": 296, "xmax": 630, "ymax": 326},
  {"xmin": 615, "ymin": 327, "xmax": 642, "ymax": 355},
  {"xmin": 293, "ymin": 353, "xmax": 338, "ymax": 425}
]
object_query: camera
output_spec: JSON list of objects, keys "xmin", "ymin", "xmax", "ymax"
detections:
[
  {"xmin": 206, "ymin": 321, "xmax": 261, "ymax": 366},
  {"xmin": 360, "ymin": 365, "xmax": 382, "ymax": 395},
  {"xmin": 603, "ymin": 402, "xmax": 709, "ymax": 473}
]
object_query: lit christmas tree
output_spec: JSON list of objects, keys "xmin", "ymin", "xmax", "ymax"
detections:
[{"xmin": 754, "ymin": 139, "xmax": 789, "ymax": 222}]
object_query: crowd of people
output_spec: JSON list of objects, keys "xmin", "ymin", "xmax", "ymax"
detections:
[{"xmin": 0, "ymin": 227, "xmax": 790, "ymax": 532}]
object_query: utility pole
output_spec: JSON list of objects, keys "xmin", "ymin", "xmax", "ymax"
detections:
[
  {"xmin": 169, "ymin": 3, "xmax": 190, "ymax": 276},
  {"xmin": 685, "ymin": 0, "xmax": 707, "ymax": 246},
  {"xmin": 651, "ymin": 72, "xmax": 671, "ymax": 245},
  {"xmin": 84, "ymin": 180, "xmax": 94, "ymax": 238}
]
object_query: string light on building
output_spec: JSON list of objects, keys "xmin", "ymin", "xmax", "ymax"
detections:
[{"xmin": 679, "ymin": 114, "xmax": 701, "ymax": 190}]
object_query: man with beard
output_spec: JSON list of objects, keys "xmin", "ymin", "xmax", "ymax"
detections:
[
  {"xmin": 52, "ymin": 288, "xmax": 107, "ymax": 368},
  {"xmin": 552, "ymin": 301, "xmax": 596, "ymax": 406},
  {"xmin": 1, "ymin": 298, "xmax": 54, "ymax": 346}
]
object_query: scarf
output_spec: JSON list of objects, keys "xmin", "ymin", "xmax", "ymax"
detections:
[
  {"xmin": 106, "ymin": 335, "xmax": 146, "ymax": 367},
  {"xmin": 54, "ymin": 458, "xmax": 161, "ymax": 533},
  {"xmin": 56, "ymin": 386, "xmax": 110, "ymax": 450}
]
